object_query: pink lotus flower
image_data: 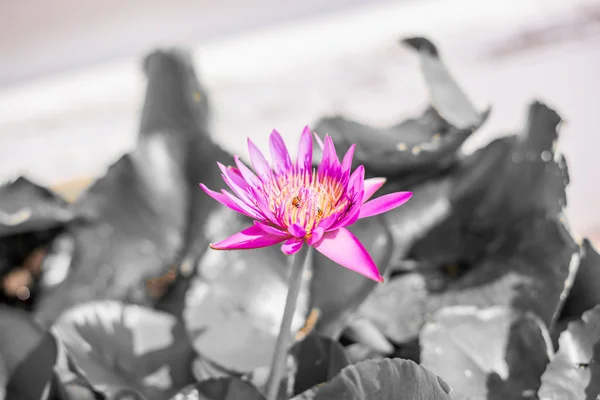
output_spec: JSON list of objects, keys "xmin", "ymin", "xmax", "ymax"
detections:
[{"xmin": 200, "ymin": 127, "xmax": 412, "ymax": 282}]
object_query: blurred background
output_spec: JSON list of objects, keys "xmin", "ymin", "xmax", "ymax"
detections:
[{"xmin": 0, "ymin": 0, "xmax": 598, "ymax": 240}]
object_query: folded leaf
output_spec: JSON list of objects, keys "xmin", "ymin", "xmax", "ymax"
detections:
[
  {"xmin": 290, "ymin": 335, "xmax": 351, "ymax": 396},
  {"xmin": 538, "ymin": 305, "xmax": 600, "ymax": 400},
  {"xmin": 401, "ymin": 37, "xmax": 481, "ymax": 129},
  {"xmin": 561, "ymin": 239, "xmax": 600, "ymax": 320},
  {"xmin": 395, "ymin": 102, "xmax": 579, "ymax": 329},
  {"xmin": 0, "ymin": 306, "xmax": 57, "ymax": 400},
  {"xmin": 52, "ymin": 300, "xmax": 196, "ymax": 400},
  {"xmin": 0, "ymin": 177, "xmax": 75, "ymax": 238},
  {"xmin": 314, "ymin": 358, "xmax": 452, "ymax": 399},
  {"xmin": 314, "ymin": 36, "xmax": 489, "ymax": 177},
  {"xmin": 34, "ymin": 48, "xmax": 234, "ymax": 324},
  {"xmin": 420, "ymin": 306, "xmax": 552, "ymax": 399}
]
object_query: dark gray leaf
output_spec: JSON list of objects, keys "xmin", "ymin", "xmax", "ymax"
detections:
[
  {"xmin": 434, "ymin": 213, "xmax": 577, "ymax": 328},
  {"xmin": 0, "ymin": 177, "xmax": 75, "ymax": 238},
  {"xmin": 425, "ymin": 106, "xmax": 561, "ymax": 256},
  {"xmin": 0, "ymin": 178, "xmax": 75, "ymax": 311},
  {"xmin": 400, "ymin": 102, "xmax": 579, "ymax": 329},
  {"xmin": 561, "ymin": 239, "xmax": 600, "ymax": 320},
  {"xmin": 290, "ymin": 335, "xmax": 351, "ymax": 395},
  {"xmin": 355, "ymin": 273, "xmax": 427, "ymax": 344},
  {"xmin": 372, "ymin": 209, "xmax": 579, "ymax": 352},
  {"xmin": 351, "ymin": 102, "xmax": 578, "ymax": 357},
  {"xmin": 184, "ymin": 209, "xmax": 310, "ymax": 373},
  {"xmin": 52, "ymin": 300, "xmax": 195, "ymax": 400},
  {"xmin": 345, "ymin": 178, "xmax": 453, "ymax": 346},
  {"xmin": 314, "ymin": 358, "xmax": 452, "ymax": 400},
  {"xmin": 383, "ymin": 175, "xmax": 454, "ymax": 268},
  {"xmin": 51, "ymin": 332, "xmax": 102, "ymax": 400},
  {"xmin": 315, "ymin": 108, "xmax": 488, "ymax": 178},
  {"xmin": 448, "ymin": 101, "xmax": 567, "ymax": 219},
  {"xmin": 137, "ymin": 49, "xmax": 233, "ymax": 266},
  {"xmin": 169, "ymin": 378, "xmax": 266, "ymax": 400},
  {"xmin": 401, "ymin": 37, "xmax": 481, "ymax": 129},
  {"xmin": 311, "ymin": 216, "xmax": 393, "ymax": 339},
  {"xmin": 420, "ymin": 306, "xmax": 552, "ymax": 399},
  {"xmin": 0, "ymin": 229, "xmax": 62, "ymax": 312},
  {"xmin": 0, "ymin": 307, "xmax": 99, "ymax": 400},
  {"xmin": 34, "ymin": 48, "xmax": 233, "ymax": 324},
  {"xmin": 0, "ymin": 306, "xmax": 56, "ymax": 400},
  {"xmin": 314, "ymin": 36, "xmax": 488, "ymax": 177},
  {"xmin": 538, "ymin": 305, "xmax": 600, "ymax": 400},
  {"xmin": 343, "ymin": 318, "xmax": 394, "ymax": 355}
]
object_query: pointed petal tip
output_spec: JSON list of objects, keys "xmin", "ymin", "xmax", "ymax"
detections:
[
  {"xmin": 313, "ymin": 227, "xmax": 382, "ymax": 282},
  {"xmin": 358, "ymin": 190, "xmax": 413, "ymax": 219},
  {"xmin": 269, "ymin": 128, "xmax": 293, "ymax": 173},
  {"xmin": 209, "ymin": 241, "xmax": 231, "ymax": 251},
  {"xmin": 269, "ymin": 129, "xmax": 283, "ymax": 143},
  {"xmin": 362, "ymin": 177, "xmax": 388, "ymax": 202},
  {"xmin": 297, "ymin": 126, "xmax": 314, "ymax": 171},
  {"xmin": 313, "ymin": 132, "xmax": 324, "ymax": 149},
  {"xmin": 351, "ymin": 164, "xmax": 365, "ymax": 178},
  {"xmin": 227, "ymin": 166, "xmax": 243, "ymax": 178},
  {"xmin": 401, "ymin": 191, "xmax": 414, "ymax": 203},
  {"xmin": 247, "ymin": 137, "xmax": 272, "ymax": 177},
  {"xmin": 348, "ymin": 165, "xmax": 366, "ymax": 193},
  {"xmin": 341, "ymin": 143, "xmax": 357, "ymax": 174},
  {"xmin": 199, "ymin": 183, "xmax": 219, "ymax": 197}
]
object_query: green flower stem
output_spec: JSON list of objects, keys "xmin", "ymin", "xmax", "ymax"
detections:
[{"xmin": 266, "ymin": 245, "xmax": 310, "ymax": 400}]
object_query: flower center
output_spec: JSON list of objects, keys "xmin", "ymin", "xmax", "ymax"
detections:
[{"xmin": 264, "ymin": 169, "xmax": 349, "ymax": 232}]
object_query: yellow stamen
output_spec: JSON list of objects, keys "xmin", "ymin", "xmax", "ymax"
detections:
[{"xmin": 264, "ymin": 168, "xmax": 350, "ymax": 234}]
